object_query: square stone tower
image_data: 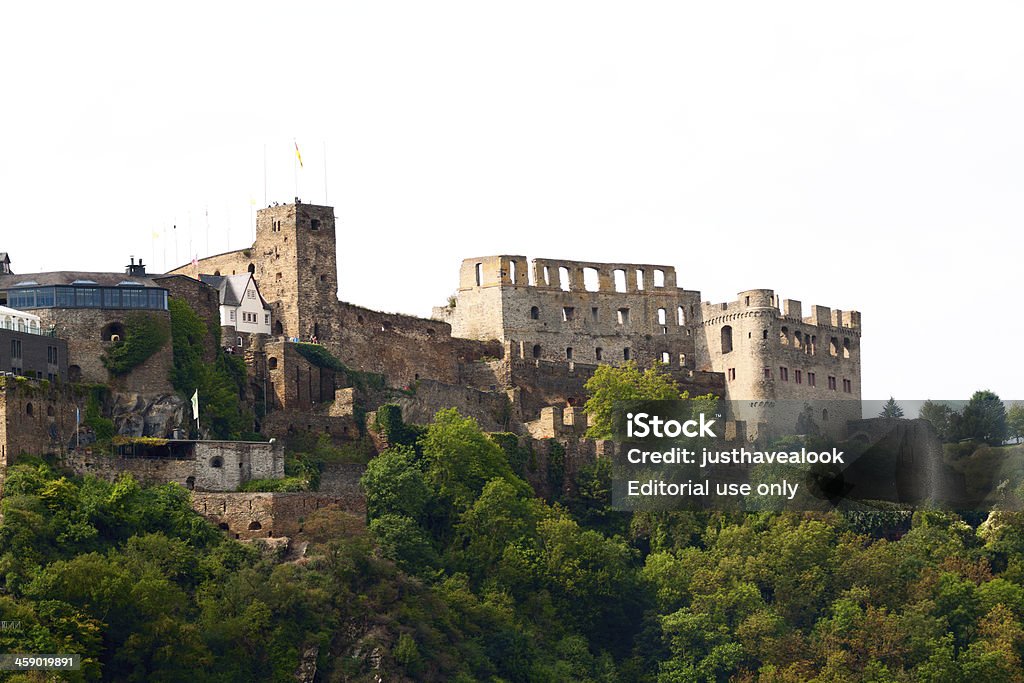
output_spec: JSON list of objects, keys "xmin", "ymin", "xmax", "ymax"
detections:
[{"xmin": 251, "ymin": 202, "xmax": 339, "ymax": 342}]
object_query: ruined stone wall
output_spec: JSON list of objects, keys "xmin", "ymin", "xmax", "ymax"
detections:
[
  {"xmin": 505, "ymin": 357, "xmax": 726, "ymax": 423},
  {"xmin": 0, "ymin": 381, "xmax": 80, "ymax": 460},
  {"xmin": 192, "ymin": 489, "xmax": 366, "ymax": 540},
  {"xmin": 61, "ymin": 440, "xmax": 284, "ymax": 491},
  {"xmin": 329, "ymin": 302, "xmax": 501, "ymax": 388},
  {"xmin": 35, "ymin": 307, "xmax": 173, "ymax": 391},
  {"xmin": 390, "ymin": 379, "xmax": 513, "ymax": 432},
  {"xmin": 446, "ymin": 255, "xmax": 703, "ymax": 369},
  {"xmin": 697, "ymin": 289, "xmax": 862, "ymax": 440},
  {"xmin": 64, "ymin": 450, "xmax": 197, "ymax": 487}
]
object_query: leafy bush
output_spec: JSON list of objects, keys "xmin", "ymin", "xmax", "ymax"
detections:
[
  {"xmin": 101, "ymin": 312, "xmax": 170, "ymax": 376},
  {"xmin": 168, "ymin": 298, "xmax": 253, "ymax": 439},
  {"xmin": 238, "ymin": 476, "xmax": 309, "ymax": 492}
]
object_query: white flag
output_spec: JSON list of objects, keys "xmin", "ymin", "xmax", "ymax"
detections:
[{"xmin": 191, "ymin": 390, "xmax": 199, "ymax": 422}]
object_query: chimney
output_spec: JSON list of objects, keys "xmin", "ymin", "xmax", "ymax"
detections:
[{"xmin": 126, "ymin": 256, "xmax": 147, "ymax": 276}]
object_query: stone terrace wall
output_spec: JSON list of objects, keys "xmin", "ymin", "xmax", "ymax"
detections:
[{"xmin": 192, "ymin": 489, "xmax": 366, "ymax": 540}]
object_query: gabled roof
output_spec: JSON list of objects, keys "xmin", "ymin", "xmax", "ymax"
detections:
[
  {"xmin": 0, "ymin": 253, "xmax": 9, "ymax": 263},
  {"xmin": 199, "ymin": 273, "xmax": 270, "ymax": 311}
]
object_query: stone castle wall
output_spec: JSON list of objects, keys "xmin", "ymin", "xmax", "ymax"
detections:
[
  {"xmin": 697, "ymin": 289, "xmax": 862, "ymax": 439},
  {"xmin": 445, "ymin": 255, "xmax": 703, "ymax": 369},
  {"xmin": 192, "ymin": 485, "xmax": 366, "ymax": 540},
  {"xmin": 35, "ymin": 307, "xmax": 173, "ymax": 391},
  {"xmin": 61, "ymin": 440, "xmax": 284, "ymax": 492}
]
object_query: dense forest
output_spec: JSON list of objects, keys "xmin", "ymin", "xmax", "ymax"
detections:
[{"xmin": 2, "ymin": 372, "xmax": 1024, "ymax": 681}]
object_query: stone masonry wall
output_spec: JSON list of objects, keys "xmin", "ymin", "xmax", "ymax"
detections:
[
  {"xmin": 446, "ymin": 255, "xmax": 703, "ymax": 369},
  {"xmin": 192, "ymin": 489, "xmax": 366, "ymax": 540},
  {"xmin": 697, "ymin": 289, "xmax": 862, "ymax": 440},
  {"xmin": 35, "ymin": 307, "xmax": 173, "ymax": 391}
]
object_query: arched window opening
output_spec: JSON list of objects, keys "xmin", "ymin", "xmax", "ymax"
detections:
[
  {"xmin": 657, "ymin": 308, "xmax": 667, "ymax": 325},
  {"xmin": 613, "ymin": 269, "xmax": 627, "ymax": 293},
  {"xmin": 268, "ymin": 357, "xmax": 278, "ymax": 370},
  {"xmin": 780, "ymin": 326, "xmax": 789, "ymax": 345},
  {"xmin": 248, "ymin": 521, "xmax": 262, "ymax": 530},
  {"xmin": 721, "ymin": 325, "xmax": 733, "ymax": 354},
  {"xmin": 830, "ymin": 337, "xmax": 839, "ymax": 357},
  {"xmin": 101, "ymin": 321, "xmax": 125, "ymax": 342},
  {"xmin": 532, "ymin": 344, "xmax": 541, "ymax": 359},
  {"xmin": 677, "ymin": 306, "xmax": 685, "ymax": 325},
  {"xmin": 530, "ymin": 306, "xmax": 539, "ymax": 320},
  {"xmin": 843, "ymin": 338, "xmax": 851, "ymax": 358},
  {"xmin": 210, "ymin": 456, "xmax": 223, "ymax": 469},
  {"xmin": 623, "ymin": 348, "xmax": 631, "ymax": 361}
]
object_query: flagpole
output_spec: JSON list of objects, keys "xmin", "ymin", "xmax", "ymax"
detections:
[
  {"xmin": 293, "ymin": 140, "xmax": 298, "ymax": 199},
  {"xmin": 323, "ymin": 140, "xmax": 328, "ymax": 205}
]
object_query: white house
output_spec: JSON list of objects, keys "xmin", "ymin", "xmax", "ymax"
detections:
[{"xmin": 200, "ymin": 274, "xmax": 271, "ymax": 349}]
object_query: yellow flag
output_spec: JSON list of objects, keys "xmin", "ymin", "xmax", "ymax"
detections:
[
  {"xmin": 294, "ymin": 140, "xmax": 303, "ymax": 168},
  {"xmin": 151, "ymin": 231, "xmax": 160, "ymax": 240}
]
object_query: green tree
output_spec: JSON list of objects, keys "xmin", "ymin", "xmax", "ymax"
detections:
[
  {"xmin": 879, "ymin": 397, "xmax": 905, "ymax": 418},
  {"xmin": 920, "ymin": 400, "xmax": 955, "ymax": 441},
  {"xmin": 956, "ymin": 390, "xmax": 1008, "ymax": 445},
  {"xmin": 583, "ymin": 362, "xmax": 690, "ymax": 439},
  {"xmin": 168, "ymin": 298, "xmax": 253, "ymax": 439},
  {"xmin": 1007, "ymin": 402, "xmax": 1024, "ymax": 443},
  {"xmin": 360, "ymin": 445, "xmax": 431, "ymax": 521},
  {"xmin": 419, "ymin": 408, "xmax": 527, "ymax": 513}
]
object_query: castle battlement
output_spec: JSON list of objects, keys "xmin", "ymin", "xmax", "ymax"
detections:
[
  {"xmin": 701, "ymin": 289, "xmax": 861, "ymax": 332},
  {"xmin": 459, "ymin": 255, "xmax": 680, "ymax": 293}
]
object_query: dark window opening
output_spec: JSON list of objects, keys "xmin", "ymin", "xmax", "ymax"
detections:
[
  {"xmin": 530, "ymin": 306, "xmax": 539, "ymax": 320},
  {"xmin": 532, "ymin": 344, "xmax": 541, "ymax": 359},
  {"xmin": 721, "ymin": 325, "xmax": 733, "ymax": 354},
  {"xmin": 310, "ymin": 219, "xmax": 320, "ymax": 231},
  {"xmin": 101, "ymin": 321, "xmax": 125, "ymax": 342}
]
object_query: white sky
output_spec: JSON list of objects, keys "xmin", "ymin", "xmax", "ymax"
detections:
[{"xmin": 2, "ymin": 1, "xmax": 1022, "ymax": 404}]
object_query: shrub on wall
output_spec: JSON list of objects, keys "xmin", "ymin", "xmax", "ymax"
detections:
[
  {"xmin": 101, "ymin": 312, "xmax": 171, "ymax": 376},
  {"xmin": 168, "ymin": 298, "xmax": 253, "ymax": 440}
]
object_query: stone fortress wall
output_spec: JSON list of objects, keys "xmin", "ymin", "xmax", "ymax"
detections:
[
  {"xmin": 437, "ymin": 254, "xmax": 703, "ymax": 371},
  {"xmin": 696, "ymin": 289, "xmax": 862, "ymax": 439}
]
